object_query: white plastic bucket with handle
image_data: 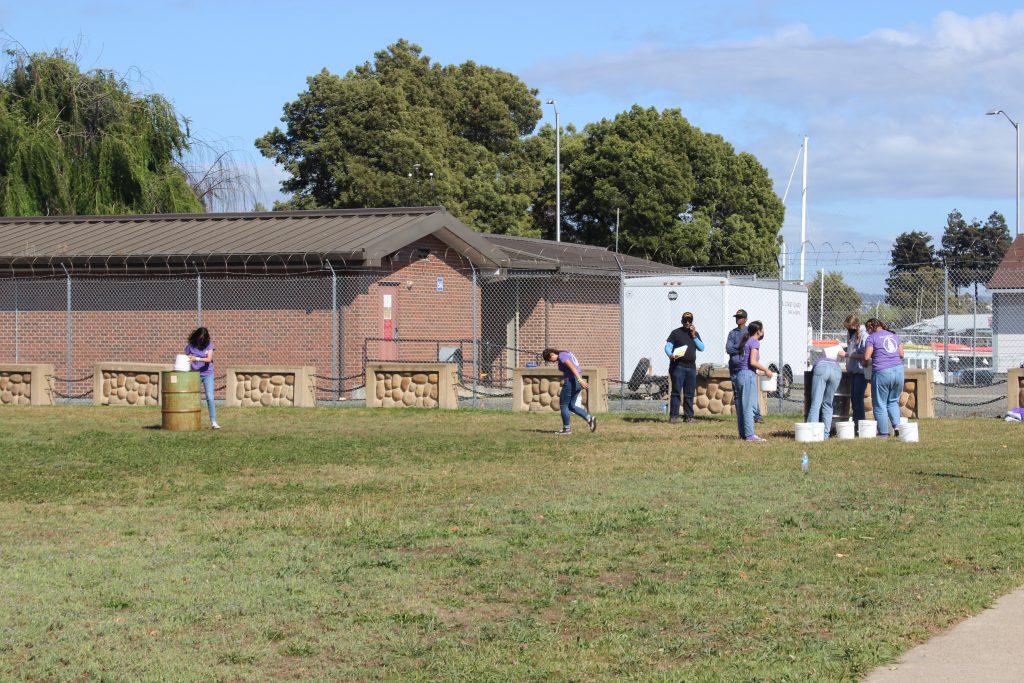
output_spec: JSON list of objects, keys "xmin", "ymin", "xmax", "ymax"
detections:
[
  {"xmin": 835, "ymin": 421, "xmax": 855, "ymax": 440},
  {"xmin": 898, "ymin": 421, "xmax": 919, "ymax": 442},
  {"xmin": 174, "ymin": 354, "xmax": 191, "ymax": 372},
  {"xmin": 858, "ymin": 420, "xmax": 877, "ymax": 438},
  {"xmin": 795, "ymin": 422, "xmax": 823, "ymax": 442},
  {"xmin": 760, "ymin": 374, "xmax": 777, "ymax": 392}
]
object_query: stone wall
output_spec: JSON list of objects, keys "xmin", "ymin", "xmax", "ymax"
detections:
[
  {"xmin": 365, "ymin": 363, "xmax": 458, "ymax": 409},
  {"xmin": 512, "ymin": 368, "xmax": 609, "ymax": 413},
  {"xmin": 0, "ymin": 364, "xmax": 55, "ymax": 406},
  {"xmin": 226, "ymin": 367, "xmax": 317, "ymax": 407},
  {"xmin": 93, "ymin": 363, "xmax": 170, "ymax": 406},
  {"xmin": 1009, "ymin": 368, "xmax": 1024, "ymax": 410},
  {"xmin": 803, "ymin": 367, "xmax": 933, "ymax": 420},
  {"xmin": 677, "ymin": 368, "xmax": 767, "ymax": 417}
]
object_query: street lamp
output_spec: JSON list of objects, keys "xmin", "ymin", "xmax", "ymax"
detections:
[
  {"xmin": 987, "ymin": 109, "xmax": 1021, "ymax": 238},
  {"xmin": 547, "ymin": 99, "xmax": 561, "ymax": 242}
]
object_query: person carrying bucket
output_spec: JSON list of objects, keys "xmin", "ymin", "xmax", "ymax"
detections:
[{"xmin": 185, "ymin": 327, "xmax": 220, "ymax": 430}]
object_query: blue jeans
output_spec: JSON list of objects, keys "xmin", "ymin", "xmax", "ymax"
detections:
[
  {"xmin": 201, "ymin": 374, "xmax": 217, "ymax": 424},
  {"xmin": 670, "ymin": 364, "xmax": 697, "ymax": 418},
  {"xmin": 735, "ymin": 369, "xmax": 759, "ymax": 439},
  {"xmin": 731, "ymin": 371, "xmax": 762, "ymax": 421},
  {"xmin": 559, "ymin": 377, "xmax": 590, "ymax": 429},
  {"xmin": 850, "ymin": 371, "xmax": 867, "ymax": 427},
  {"xmin": 807, "ymin": 363, "xmax": 842, "ymax": 438},
  {"xmin": 870, "ymin": 365, "xmax": 904, "ymax": 435}
]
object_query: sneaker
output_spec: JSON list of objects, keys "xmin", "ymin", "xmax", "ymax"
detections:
[
  {"xmin": 587, "ymin": 415, "xmax": 597, "ymax": 433},
  {"xmin": 893, "ymin": 427, "xmax": 901, "ymax": 438},
  {"xmin": 556, "ymin": 427, "xmax": 572, "ymax": 435},
  {"xmin": 668, "ymin": 416, "xmax": 679, "ymax": 424},
  {"xmin": 754, "ymin": 417, "xmax": 764, "ymax": 424},
  {"xmin": 745, "ymin": 435, "xmax": 767, "ymax": 442},
  {"xmin": 876, "ymin": 433, "xmax": 889, "ymax": 439},
  {"xmin": 211, "ymin": 422, "xmax": 221, "ymax": 430},
  {"xmin": 682, "ymin": 416, "xmax": 693, "ymax": 423}
]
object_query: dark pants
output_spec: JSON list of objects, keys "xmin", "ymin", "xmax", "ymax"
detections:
[
  {"xmin": 731, "ymin": 370, "xmax": 762, "ymax": 421},
  {"xmin": 670, "ymin": 364, "xmax": 697, "ymax": 419},
  {"xmin": 850, "ymin": 372, "xmax": 867, "ymax": 427}
]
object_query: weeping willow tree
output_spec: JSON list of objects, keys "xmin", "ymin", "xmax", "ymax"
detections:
[{"xmin": 0, "ymin": 50, "xmax": 204, "ymax": 215}]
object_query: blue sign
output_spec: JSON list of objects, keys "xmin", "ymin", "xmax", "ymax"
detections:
[{"xmin": 436, "ymin": 276, "xmax": 444, "ymax": 292}]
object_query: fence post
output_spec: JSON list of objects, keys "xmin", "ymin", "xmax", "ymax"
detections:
[
  {"xmin": 196, "ymin": 270, "xmax": 203, "ymax": 326},
  {"xmin": 13, "ymin": 278, "xmax": 19, "ymax": 363},
  {"xmin": 777, "ymin": 262, "xmax": 784, "ymax": 413},
  {"xmin": 327, "ymin": 261, "xmax": 339, "ymax": 402},
  {"xmin": 471, "ymin": 264, "xmax": 478, "ymax": 408},
  {"xmin": 943, "ymin": 261, "xmax": 950, "ymax": 408},
  {"xmin": 61, "ymin": 264, "xmax": 72, "ymax": 403},
  {"xmin": 617, "ymin": 255, "xmax": 625, "ymax": 411}
]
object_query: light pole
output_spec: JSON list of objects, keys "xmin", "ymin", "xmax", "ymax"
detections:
[
  {"xmin": 547, "ymin": 99, "xmax": 561, "ymax": 242},
  {"xmin": 987, "ymin": 109, "xmax": 1020, "ymax": 238}
]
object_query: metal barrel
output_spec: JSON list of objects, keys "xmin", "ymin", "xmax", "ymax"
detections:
[{"xmin": 161, "ymin": 371, "xmax": 201, "ymax": 431}]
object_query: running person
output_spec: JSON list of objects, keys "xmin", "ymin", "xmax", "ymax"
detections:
[{"xmin": 543, "ymin": 348, "xmax": 597, "ymax": 435}]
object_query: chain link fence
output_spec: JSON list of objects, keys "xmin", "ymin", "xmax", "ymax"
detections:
[{"xmin": 2, "ymin": 257, "xmax": 1021, "ymax": 417}]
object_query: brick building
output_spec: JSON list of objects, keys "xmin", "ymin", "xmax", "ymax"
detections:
[{"xmin": 0, "ymin": 207, "xmax": 680, "ymax": 400}]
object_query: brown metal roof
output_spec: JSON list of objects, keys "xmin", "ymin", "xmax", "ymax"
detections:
[
  {"xmin": 0, "ymin": 207, "xmax": 681, "ymax": 275},
  {"xmin": 0, "ymin": 207, "xmax": 510, "ymax": 272},
  {"xmin": 988, "ymin": 234, "xmax": 1024, "ymax": 289},
  {"xmin": 482, "ymin": 234, "xmax": 686, "ymax": 274}
]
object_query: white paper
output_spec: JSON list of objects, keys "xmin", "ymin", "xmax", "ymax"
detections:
[{"xmin": 672, "ymin": 345, "xmax": 688, "ymax": 358}]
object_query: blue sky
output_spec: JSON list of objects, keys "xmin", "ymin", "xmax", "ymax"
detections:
[{"xmin": 3, "ymin": 1, "xmax": 1023, "ymax": 288}]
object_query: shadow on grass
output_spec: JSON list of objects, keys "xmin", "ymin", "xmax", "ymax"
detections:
[
  {"xmin": 621, "ymin": 416, "xmax": 668, "ymax": 424},
  {"xmin": 911, "ymin": 470, "xmax": 988, "ymax": 481}
]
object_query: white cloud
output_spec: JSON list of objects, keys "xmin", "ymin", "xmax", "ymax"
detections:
[{"xmin": 524, "ymin": 10, "xmax": 1024, "ymax": 205}]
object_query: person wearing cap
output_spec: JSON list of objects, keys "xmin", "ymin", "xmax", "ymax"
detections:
[
  {"xmin": 726, "ymin": 309, "xmax": 763, "ymax": 424},
  {"xmin": 664, "ymin": 312, "xmax": 705, "ymax": 423}
]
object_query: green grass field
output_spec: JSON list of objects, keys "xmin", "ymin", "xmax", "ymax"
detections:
[{"xmin": 1, "ymin": 407, "xmax": 1023, "ymax": 681}]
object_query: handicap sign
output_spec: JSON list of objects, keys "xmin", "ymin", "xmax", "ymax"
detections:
[{"xmin": 436, "ymin": 276, "xmax": 444, "ymax": 292}]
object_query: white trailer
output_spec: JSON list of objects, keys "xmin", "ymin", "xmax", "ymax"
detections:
[{"xmin": 622, "ymin": 274, "xmax": 810, "ymax": 394}]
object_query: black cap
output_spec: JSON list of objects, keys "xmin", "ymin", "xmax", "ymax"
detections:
[
  {"xmin": 681, "ymin": 311, "xmax": 694, "ymax": 322},
  {"xmin": 733, "ymin": 309, "xmax": 747, "ymax": 319}
]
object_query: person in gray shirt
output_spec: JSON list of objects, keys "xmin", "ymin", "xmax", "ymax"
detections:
[{"xmin": 726, "ymin": 309, "xmax": 763, "ymax": 423}]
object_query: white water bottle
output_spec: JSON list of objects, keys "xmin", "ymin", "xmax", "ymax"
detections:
[
  {"xmin": 801, "ymin": 452, "xmax": 809, "ymax": 473},
  {"xmin": 662, "ymin": 402, "xmax": 668, "ymax": 414}
]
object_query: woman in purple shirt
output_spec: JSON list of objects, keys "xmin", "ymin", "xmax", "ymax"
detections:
[
  {"xmin": 185, "ymin": 327, "xmax": 219, "ymax": 430},
  {"xmin": 734, "ymin": 321, "xmax": 773, "ymax": 442},
  {"xmin": 543, "ymin": 347, "xmax": 597, "ymax": 435},
  {"xmin": 864, "ymin": 318, "xmax": 904, "ymax": 438}
]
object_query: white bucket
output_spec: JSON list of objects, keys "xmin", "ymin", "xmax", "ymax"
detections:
[
  {"xmin": 835, "ymin": 421, "xmax": 855, "ymax": 440},
  {"xmin": 898, "ymin": 421, "xmax": 919, "ymax": 443},
  {"xmin": 795, "ymin": 422, "xmax": 824, "ymax": 442},
  {"xmin": 174, "ymin": 354, "xmax": 191, "ymax": 372},
  {"xmin": 858, "ymin": 420, "xmax": 877, "ymax": 438},
  {"xmin": 760, "ymin": 375, "xmax": 777, "ymax": 392}
]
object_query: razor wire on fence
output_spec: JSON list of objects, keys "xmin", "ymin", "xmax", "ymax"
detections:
[{"xmin": 1, "ymin": 257, "xmax": 1022, "ymax": 417}]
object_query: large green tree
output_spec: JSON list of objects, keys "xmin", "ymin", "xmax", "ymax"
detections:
[
  {"xmin": 807, "ymin": 270, "xmax": 862, "ymax": 333},
  {"xmin": 256, "ymin": 40, "xmax": 544, "ymax": 235},
  {"xmin": 884, "ymin": 230, "xmax": 940, "ymax": 307},
  {"xmin": 939, "ymin": 209, "xmax": 1012, "ymax": 294},
  {"xmin": 0, "ymin": 50, "xmax": 203, "ymax": 215},
  {"xmin": 564, "ymin": 106, "xmax": 783, "ymax": 271}
]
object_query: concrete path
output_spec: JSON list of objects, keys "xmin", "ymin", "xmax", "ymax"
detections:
[{"xmin": 863, "ymin": 587, "xmax": 1024, "ymax": 682}]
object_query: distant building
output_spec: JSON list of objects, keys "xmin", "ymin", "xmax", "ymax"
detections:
[{"xmin": 986, "ymin": 235, "xmax": 1024, "ymax": 372}]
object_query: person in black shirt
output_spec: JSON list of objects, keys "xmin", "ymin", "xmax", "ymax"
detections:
[{"xmin": 664, "ymin": 311, "xmax": 705, "ymax": 423}]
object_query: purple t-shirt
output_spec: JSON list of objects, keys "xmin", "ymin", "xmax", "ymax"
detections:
[
  {"xmin": 737, "ymin": 337, "xmax": 759, "ymax": 372},
  {"xmin": 184, "ymin": 341, "xmax": 216, "ymax": 378},
  {"xmin": 556, "ymin": 351, "xmax": 581, "ymax": 382},
  {"xmin": 866, "ymin": 330, "xmax": 902, "ymax": 372}
]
